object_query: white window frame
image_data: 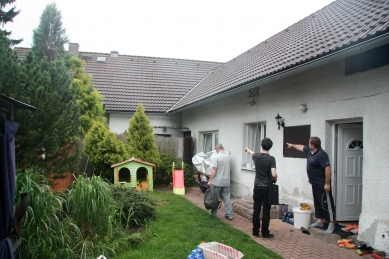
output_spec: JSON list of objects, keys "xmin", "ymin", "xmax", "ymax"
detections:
[
  {"xmin": 243, "ymin": 122, "xmax": 266, "ymax": 169},
  {"xmin": 201, "ymin": 131, "xmax": 219, "ymax": 153}
]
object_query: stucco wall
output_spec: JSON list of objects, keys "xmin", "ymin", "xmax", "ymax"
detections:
[
  {"xmin": 108, "ymin": 112, "xmax": 183, "ymax": 137},
  {"xmin": 180, "ymin": 60, "xmax": 389, "ymax": 252}
]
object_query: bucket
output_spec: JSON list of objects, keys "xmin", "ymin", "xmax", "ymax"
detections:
[
  {"xmin": 277, "ymin": 204, "xmax": 289, "ymax": 219},
  {"xmin": 292, "ymin": 207, "xmax": 311, "ymax": 229}
]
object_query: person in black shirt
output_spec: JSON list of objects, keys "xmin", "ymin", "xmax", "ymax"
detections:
[
  {"xmin": 246, "ymin": 138, "xmax": 278, "ymax": 238},
  {"xmin": 287, "ymin": 136, "xmax": 336, "ymax": 234}
]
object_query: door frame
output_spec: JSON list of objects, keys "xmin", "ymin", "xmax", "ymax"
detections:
[{"xmin": 329, "ymin": 118, "xmax": 363, "ymax": 220}]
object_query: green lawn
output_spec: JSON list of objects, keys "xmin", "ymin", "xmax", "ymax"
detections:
[{"xmin": 115, "ymin": 191, "xmax": 281, "ymax": 259}]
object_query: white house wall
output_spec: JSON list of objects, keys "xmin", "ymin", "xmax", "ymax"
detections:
[
  {"xmin": 180, "ymin": 59, "xmax": 389, "ymax": 252},
  {"xmin": 108, "ymin": 112, "xmax": 182, "ymax": 137}
]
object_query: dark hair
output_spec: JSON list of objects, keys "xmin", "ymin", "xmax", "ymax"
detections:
[
  {"xmin": 261, "ymin": 138, "xmax": 273, "ymax": 151},
  {"xmin": 309, "ymin": 137, "xmax": 321, "ymax": 149}
]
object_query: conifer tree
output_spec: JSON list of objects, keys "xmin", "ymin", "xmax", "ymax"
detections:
[
  {"xmin": 0, "ymin": 30, "xmax": 19, "ymax": 96},
  {"xmin": 0, "ymin": 0, "xmax": 21, "ymax": 96},
  {"xmin": 32, "ymin": 2, "xmax": 67, "ymax": 62},
  {"xmin": 126, "ymin": 104, "xmax": 161, "ymax": 167},
  {"xmin": 69, "ymin": 56, "xmax": 105, "ymax": 136},
  {"xmin": 0, "ymin": 0, "xmax": 22, "ymax": 44},
  {"xmin": 84, "ymin": 121, "xmax": 128, "ymax": 181},
  {"xmin": 14, "ymin": 3, "xmax": 80, "ymax": 176}
]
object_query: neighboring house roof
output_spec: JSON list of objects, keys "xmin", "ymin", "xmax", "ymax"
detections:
[
  {"xmin": 169, "ymin": 0, "xmax": 389, "ymax": 112},
  {"xmin": 78, "ymin": 52, "xmax": 222, "ymax": 113},
  {"xmin": 13, "ymin": 48, "xmax": 222, "ymax": 113}
]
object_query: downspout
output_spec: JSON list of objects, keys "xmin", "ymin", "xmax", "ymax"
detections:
[{"xmin": 167, "ymin": 32, "xmax": 389, "ymax": 114}]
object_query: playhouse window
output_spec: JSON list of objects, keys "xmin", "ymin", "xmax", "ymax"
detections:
[
  {"xmin": 136, "ymin": 167, "xmax": 148, "ymax": 182},
  {"xmin": 119, "ymin": 168, "xmax": 131, "ymax": 182}
]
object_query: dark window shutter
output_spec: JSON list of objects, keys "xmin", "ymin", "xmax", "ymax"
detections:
[
  {"xmin": 283, "ymin": 125, "xmax": 310, "ymax": 158},
  {"xmin": 183, "ymin": 137, "xmax": 193, "ymax": 165}
]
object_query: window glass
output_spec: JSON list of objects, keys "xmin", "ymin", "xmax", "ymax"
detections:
[
  {"xmin": 201, "ymin": 131, "xmax": 219, "ymax": 153},
  {"xmin": 203, "ymin": 134, "xmax": 212, "ymax": 153},
  {"xmin": 244, "ymin": 122, "xmax": 266, "ymax": 167}
]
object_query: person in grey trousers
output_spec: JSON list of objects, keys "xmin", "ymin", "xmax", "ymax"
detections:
[{"xmin": 207, "ymin": 143, "xmax": 233, "ymax": 220}]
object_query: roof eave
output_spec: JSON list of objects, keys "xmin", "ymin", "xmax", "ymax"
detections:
[{"xmin": 167, "ymin": 32, "xmax": 389, "ymax": 114}]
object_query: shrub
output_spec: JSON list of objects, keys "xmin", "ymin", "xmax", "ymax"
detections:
[
  {"xmin": 110, "ymin": 185, "xmax": 156, "ymax": 228},
  {"xmin": 156, "ymin": 153, "xmax": 196, "ymax": 187}
]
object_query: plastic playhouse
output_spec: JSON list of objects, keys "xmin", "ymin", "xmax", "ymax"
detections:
[{"xmin": 111, "ymin": 157, "xmax": 156, "ymax": 191}]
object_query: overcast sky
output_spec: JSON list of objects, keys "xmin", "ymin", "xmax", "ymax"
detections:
[{"xmin": 4, "ymin": 0, "xmax": 335, "ymax": 62}]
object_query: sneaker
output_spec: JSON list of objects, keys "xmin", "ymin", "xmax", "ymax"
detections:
[
  {"xmin": 225, "ymin": 216, "xmax": 233, "ymax": 220},
  {"xmin": 262, "ymin": 234, "xmax": 274, "ymax": 238}
]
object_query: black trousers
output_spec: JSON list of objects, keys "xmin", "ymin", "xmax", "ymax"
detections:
[
  {"xmin": 252, "ymin": 186, "xmax": 271, "ymax": 235},
  {"xmin": 312, "ymin": 185, "xmax": 336, "ymax": 222}
]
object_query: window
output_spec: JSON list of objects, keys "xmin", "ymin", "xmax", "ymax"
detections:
[
  {"xmin": 202, "ymin": 132, "xmax": 218, "ymax": 153},
  {"xmin": 283, "ymin": 125, "xmax": 311, "ymax": 158},
  {"xmin": 243, "ymin": 122, "xmax": 266, "ymax": 167},
  {"xmin": 347, "ymin": 139, "xmax": 363, "ymax": 150}
]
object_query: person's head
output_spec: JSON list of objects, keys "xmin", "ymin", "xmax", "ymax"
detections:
[
  {"xmin": 215, "ymin": 143, "xmax": 224, "ymax": 152},
  {"xmin": 261, "ymin": 138, "xmax": 273, "ymax": 151},
  {"xmin": 309, "ymin": 137, "xmax": 321, "ymax": 149}
]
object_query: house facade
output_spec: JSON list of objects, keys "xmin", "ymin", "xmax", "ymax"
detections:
[{"xmin": 15, "ymin": 0, "xmax": 389, "ymax": 252}]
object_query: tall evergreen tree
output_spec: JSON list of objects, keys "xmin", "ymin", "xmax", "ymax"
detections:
[
  {"xmin": 69, "ymin": 56, "xmax": 105, "ymax": 136},
  {"xmin": 14, "ymin": 3, "xmax": 80, "ymax": 176},
  {"xmin": 32, "ymin": 2, "xmax": 67, "ymax": 62},
  {"xmin": 0, "ymin": 0, "xmax": 22, "ymax": 44},
  {"xmin": 126, "ymin": 104, "xmax": 161, "ymax": 167},
  {"xmin": 0, "ymin": 0, "xmax": 21, "ymax": 96},
  {"xmin": 0, "ymin": 30, "xmax": 19, "ymax": 96}
]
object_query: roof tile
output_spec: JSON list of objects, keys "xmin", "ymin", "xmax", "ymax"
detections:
[{"xmin": 169, "ymin": 0, "xmax": 389, "ymax": 112}]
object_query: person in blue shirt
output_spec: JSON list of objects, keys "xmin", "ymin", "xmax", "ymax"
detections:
[{"xmin": 287, "ymin": 136, "xmax": 336, "ymax": 234}]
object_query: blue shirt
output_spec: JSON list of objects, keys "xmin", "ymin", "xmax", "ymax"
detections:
[{"xmin": 303, "ymin": 146, "xmax": 330, "ymax": 187}]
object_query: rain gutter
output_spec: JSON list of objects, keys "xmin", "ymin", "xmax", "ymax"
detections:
[{"xmin": 167, "ymin": 32, "xmax": 389, "ymax": 114}]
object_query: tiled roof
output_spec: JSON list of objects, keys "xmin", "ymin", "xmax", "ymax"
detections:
[
  {"xmin": 169, "ymin": 0, "xmax": 389, "ymax": 112},
  {"xmin": 13, "ymin": 48, "xmax": 222, "ymax": 113},
  {"xmin": 78, "ymin": 52, "xmax": 222, "ymax": 113}
]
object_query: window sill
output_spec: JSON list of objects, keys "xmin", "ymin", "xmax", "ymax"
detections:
[{"xmin": 242, "ymin": 167, "xmax": 255, "ymax": 171}]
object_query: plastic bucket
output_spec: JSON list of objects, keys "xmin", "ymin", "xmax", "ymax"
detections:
[{"xmin": 292, "ymin": 207, "xmax": 311, "ymax": 229}]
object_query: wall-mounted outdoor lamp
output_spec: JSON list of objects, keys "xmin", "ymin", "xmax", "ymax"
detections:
[
  {"xmin": 299, "ymin": 104, "xmax": 307, "ymax": 112},
  {"xmin": 275, "ymin": 113, "xmax": 285, "ymax": 130}
]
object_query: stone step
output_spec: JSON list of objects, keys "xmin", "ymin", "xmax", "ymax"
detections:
[
  {"xmin": 309, "ymin": 225, "xmax": 357, "ymax": 244},
  {"xmin": 232, "ymin": 197, "xmax": 278, "ymax": 221}
]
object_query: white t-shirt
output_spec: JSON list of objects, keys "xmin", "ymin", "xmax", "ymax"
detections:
[{"xmin": 211, "ymin": 151, "xmax": 231, "ymax": 187}]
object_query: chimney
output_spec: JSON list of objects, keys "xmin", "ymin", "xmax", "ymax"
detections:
[
  {"xmin": 111, "ymin": 50, "xmax": 119, "ymax": 57},
  {"xmin": 68, "ymin": 43, "xmax": 80, "ymax": 57}
]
